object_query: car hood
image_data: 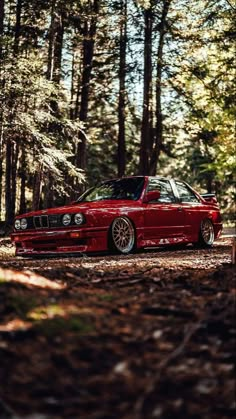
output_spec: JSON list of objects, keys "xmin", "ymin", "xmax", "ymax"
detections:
[{"xmin": 16, "ymin": 200, "xmax": 141, "ymax": 218}]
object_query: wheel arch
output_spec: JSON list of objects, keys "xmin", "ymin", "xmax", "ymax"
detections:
[
  {"xmin": 198, "ymin": 217, "xmax": 215, "ymax": 247},
  {"xmin": 107, "ymin": 215, "xmax": 137, "ymax": 253}
]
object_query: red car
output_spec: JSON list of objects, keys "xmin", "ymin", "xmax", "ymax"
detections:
[{"xmin": 11, "ymin": 176, "xmax": 222, "ymax": 257}]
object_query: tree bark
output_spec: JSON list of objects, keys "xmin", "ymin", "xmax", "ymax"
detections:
[
  {"xmin": 5, "ymin": 0, "xmax": 22, "ymax": 224},
  {"xmin": 47, "ymin": 1, "xmax": 65, "ymax": 102},
  {"xmin": 0, "ymin": 0, "xmax": 4, "ymax": 216},
  {"xmin": 117, "ymin": 0, "xmax": 127, "ymax": 177},
  {"xmin": 10, "ymin": 140, "xmax": 19, "ymax": 221},
  {"xmin": 5, "ymin": 138, "xmax": 12, "ymax": 224},
  {"xmin": 43, "ymin": 173, "xmax": 54, "ymax": 209},
  {"xmin": 47, "ymin": 0, "xmax": 56, "ymax": 82},
  {"xmin": 0, "ymin": 0, "xmax": 4, "ymax": 60},
  {"xmin": 0, "ymin": 125, "xmax": 3, "ymax": 218},
  {"xmin": 52, "ymin": 12, "xmax": 64, "ymax": 84},
  {"xmin": 76, "ymin": 0, "xmax": 99, "ymax": 171},
  {"xmin": 45, "ymin": 1, "xmax": 65, "ymax": 206},
  {"xmin": 19, "ymin": 147, "xmax": 26, "ymax": 214},
  {"xmin": 139, "ymin": 6, "xmax": 153, "ymax": 175},
  {"xmin": 70, "ymin": 46, "xmax": 76, "ymax": 120},
  {"xmin": 32, "ymin": 170, "xmax": 42, "ymax": 211},
  {"xmin": 0, "ymin": 0, "xmax": 4, "ymax": 34},
  {"xmin": 149, "ymin": 0, "xmax": 171, "ymax": 175},
  {"xmin": 14, "ymin": 0, "xmax": 22, "ymax": 56}
]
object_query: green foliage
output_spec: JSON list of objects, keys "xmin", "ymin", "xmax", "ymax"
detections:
[
  {"xmin": 6, "ymin": 294, "xmax": 38, "ymax": 319},
  {"xmin": 34, "ymin": 315, "xmax": 94, "ymax": 337},
  {"xmin": 0, "ymin": 0, "xmax": 234, "ymax": 219},
  {"xmin": 160, "ymin": 0, "xmax": 235, "ymax": 214},
  {"xmin": 98, "ymin": 294, "xmax": 115, "ymax": 302},
  {"xmin": 1, "ymin": 51, "xmax": 85, "ymax": 211}
]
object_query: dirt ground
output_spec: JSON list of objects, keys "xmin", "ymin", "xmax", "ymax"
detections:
[{"xmin": 0, "ymin": 236, "xmax": 235, "ymax": 419}]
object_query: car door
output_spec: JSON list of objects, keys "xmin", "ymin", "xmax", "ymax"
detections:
[
  {"xmin": 173, "ymin": 180, "xmax": 203, "ymax": 240},
  {"xmin": 143, "ymin": 178, "xmax": 186, "ymax": 243}
]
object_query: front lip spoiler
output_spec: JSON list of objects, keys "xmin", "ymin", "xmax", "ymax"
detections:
[
  {"xmin": 11, "ymin": 226, "xmax": 107, "ymax": 240},
  {"xmin": 16, "ymin": 248, "xmax": 88, "ymax": 256}
]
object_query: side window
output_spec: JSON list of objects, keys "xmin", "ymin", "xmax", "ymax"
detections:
[
  {"xmin": 175, "ymin": 181, "xmax": 200, "ymax": 203},
  {"xmin": 147, "ymin": 179, "xmax": 175, "ymax": 203}
]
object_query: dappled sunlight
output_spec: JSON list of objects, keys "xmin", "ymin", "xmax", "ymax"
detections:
[
  {"xmin": 28, "ymin": 304, "xmax": 66, "ymax": 321},
  {"xmin": 0, "ymin": 303, "xmax": 95, "ymax": 335},
  {"xmin": 28, "ymin": 303, "xmax": 94, "ymax": 321},
  {"xmin": 0, "ymin": 318, "xmax": 32, "ymax": 333},
  {"xmin": 0, "ymin": 268, "xmax": 65, "ymax": 290},
  {"xmin": 0, "ymin": 247, "xmax": 14, "ymax": 258},
  {"xmin": 80, "ymin": 242, "xmax": 231, "ymax": 272}
]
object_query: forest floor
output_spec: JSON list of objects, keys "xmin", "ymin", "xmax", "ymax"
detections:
[{"xmin": 0, "ymin": 233, "xmax": 235, "ymax": 419}]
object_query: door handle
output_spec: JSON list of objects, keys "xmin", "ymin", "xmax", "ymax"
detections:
[{"xmin": 178, "ymin": 207, "xmax": 183, "ymax": 211}]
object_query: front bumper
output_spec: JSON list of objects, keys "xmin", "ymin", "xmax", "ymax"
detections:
[{"xmin": 11, "ymin": 226, "xmax": 108, "ymax": 256}]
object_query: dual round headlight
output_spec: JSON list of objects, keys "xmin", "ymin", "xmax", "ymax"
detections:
[
  {"xmin": 62, "ymin": 213, "xmax": 84, "ymax": 226},
  {"xmin": 62, "ymin": 213, "xmax": 71, "ymax": 226},
  {"xmin": 74, "ymin": 213, "xmax": 84, "ymax": 225},
  {"xmin": 14, "ymin": 219, "xmax": 21, "ymax": 230},
  {"xmin": 15, "ymin": 218, "xmax": 27, "ymax": 230},
  {"xmin": 15, "ymin": 213, "xmax": 84, "ymax": 230}
]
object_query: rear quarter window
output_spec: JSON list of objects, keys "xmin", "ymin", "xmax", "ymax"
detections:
[{"xmin": 175, "ymin": 181, "xmax": 200, "ymax": 203}]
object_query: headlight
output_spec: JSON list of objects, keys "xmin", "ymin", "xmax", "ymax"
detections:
[
  {"xmin": 62, "ymin": 213, "xmax": 71, "ymax": 226},
  {"xmin": 74, "ymin": 213, "xmax": 84, "ymax": 225},
  {"xmin": 20, "ymin": 218, "xmax": 27, "ymax": 230},
  {"xmin": 15, "ymin": 219, "xmax": 21, "ymax": 230}
]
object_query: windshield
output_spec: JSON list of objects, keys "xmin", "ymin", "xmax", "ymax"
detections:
[{"xmin": 77, "ymin": 177, "xmax": 145, "ymax": 202}]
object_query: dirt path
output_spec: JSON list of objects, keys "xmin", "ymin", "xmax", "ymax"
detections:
[
  {"xmin": 0, "ymin": 236, "xmax": 232, "ymax": 272},
  {"xmin": 0, "ymin": 237, "xmax": 235, "ymax": 419}
]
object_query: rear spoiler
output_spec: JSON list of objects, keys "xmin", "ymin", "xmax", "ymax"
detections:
[{"xmin": 201, "ymin": 193, "xmax": 217, "ymax": 203}]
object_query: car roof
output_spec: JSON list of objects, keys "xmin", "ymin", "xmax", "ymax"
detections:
[{"xmin": 102, "ymin": 175, "xmax": 173, "ymax": 182}]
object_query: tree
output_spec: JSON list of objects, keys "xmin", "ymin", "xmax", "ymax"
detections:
[
  {"xmin": 0, "ymin": 0, "xmax": 5, "ymax": 216},
  {"xmin": 118, "ymin": 0, "xmax": 128, "ymax": 177},
  {"xmin": 0, "ymin": 0, "xmax": 85, "ymax": 222},
  {"xmin": 168, "ymin": 0, "xmax": 235, "ymax": 213},
  {"xmin": 139, "ymin": 2, "xmax": 153, "ymax": 175},
  {"xmin": 76, "ymin": 0, "xmax": 99, "ymax": 172},
  {"xmin": 149, "ymin": 0, "xmax": 171, "ymax": 175},
  {"xmin": 0, "ymin": 0, "xmax": 234, "ymax": 224}
]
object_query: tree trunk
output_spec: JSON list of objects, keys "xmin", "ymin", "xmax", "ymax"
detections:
[
  {"xmin": 47, "ymin": 1, "xmax": 65, "ymax": 106},
  {"xmin": 32, "ymin": 170, "xmax": 42, "ymax": 211},
  {"xmin": 139, "ymin": 6, "xmax": 153, "ymax": 175},
  {"xmin": 74, "ymin": 47, "xmax": 83, "ymax": 120},
  {"xmin": 43, "ymin": 173, "xmax": 54, "ymax": 209},
  {"xmin": 45, "ymin": 1, "xmax": 65, "ymax": 205},
  {"xmin": 76, "ymin": 0, "xmax": 99, "ymax": 171},
  {"xmin": 117, "ymin": 0, "xmax": 127, "ymax": 177},
  {"xmin": 0, "ymin": 0, "xmax": 4, "ymax": 60},
  {"xmin": 0, "ymin": 126, "xmax": 3, "ymax": 218},
  {"xmin": 46, "ymin": 0, "xmax": 56, "ymax": 82},
  {"xmin": 10, "ymin": 140, "xmax": 19, "ymax": 221},
  {"xmin": 19, "ymin": 147, "xmax": 26, "ymax": 214},
  {"xmin": 149, "ymin": 0, "xmax": 171, "ymax": 175},
  {"xmin": 0, "ymin": 0, "xmax": 4, "ymax": 34},
  {"xmin": 52, "ymin": 12, "xmax": 64, "ymax": 84},
  {"xmin": 4, "ymin": 0, "xmax": 22, "ymax": 224},
  {"xmin": 5, "ymin": 138, "xmax": 12, "ymax": 224},
  {"xmin": 14, "ymin": 0, "xmax": 22, "ymax": 55},
  {"xmin": 0, "ymin": 0, "xmax": 4, "ymax": 216},
  {"xmin": 0, "ymin": 0, "xmax": 4, "ymax": 217},
  {"xmin": 70, "ymin": 46, "xmax": 76, "ymax": 120}
]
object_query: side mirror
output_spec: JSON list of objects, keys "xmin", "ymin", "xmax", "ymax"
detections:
[{"xmin": 143, "ymin": 190, "xmax": 161, "ymax": 203}]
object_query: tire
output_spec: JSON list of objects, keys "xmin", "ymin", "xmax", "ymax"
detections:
[
  {"xmin": 198, "ymin": 219, "xmax": 215, "ymax": 247},
  {"xmin": 110, "ymin": 217, "xmax": 135, "ymax": 254}
]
